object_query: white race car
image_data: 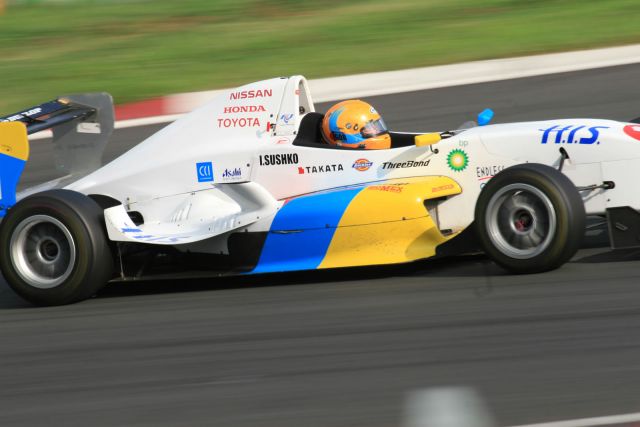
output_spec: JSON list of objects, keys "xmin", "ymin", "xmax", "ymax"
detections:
[{"xmin": 1, "ymin": 75, "xmax": 639, "ymax": 305}]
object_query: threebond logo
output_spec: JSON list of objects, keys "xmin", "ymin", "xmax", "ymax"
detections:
[
  {"xmin": 352, "ymin": 158, "xmax": 373, "ymax": 171},
  {"xmin": 196, "ymin": 162, "xmax": 214, "ymax": 182},
  {"xmin": 447, "ymin": 149, "xmax": 468, "ymax": 172}
]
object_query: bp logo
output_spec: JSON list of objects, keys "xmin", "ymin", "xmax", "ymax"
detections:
[{"xmin": 447, "ymin": 149, "xmax": 469, "ymax": 172}]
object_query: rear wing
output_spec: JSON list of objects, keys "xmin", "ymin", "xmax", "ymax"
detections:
[
  {"xmin": 5, "ymin": 93, "xmax": 114, "ymax": 177},
  {"xmin": 0, "ymin": 93, "xmax": 114, "ymax": 217},
  {"xmin": 1, "ymin": 97, "xmax": 98, "ymax": 135}
]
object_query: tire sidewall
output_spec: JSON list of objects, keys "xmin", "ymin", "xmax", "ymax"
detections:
[
  {"xmin": 0, "ymin": 190, "xmax": 114, "ymax": 305},
  {"xmin": 475, "ymin": 164, "xmax": 585, "ymax": 273}
]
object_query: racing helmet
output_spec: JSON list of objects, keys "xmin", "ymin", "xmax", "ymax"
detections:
[{"xmin": 321, "ymin": 100, "xmax": 391, "ymax": 149}]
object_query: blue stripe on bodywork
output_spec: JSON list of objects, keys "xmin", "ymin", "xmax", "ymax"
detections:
[
  {"xmin": 251, "ymin": 188, "xmax": 361, "ymax": 273},
  {"xmin": 0, "ymin": 153, "xmax": 27, "ymax": 218}
]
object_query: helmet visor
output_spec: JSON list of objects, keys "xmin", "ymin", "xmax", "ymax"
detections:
[{"xmin": 361, "ymin": 118, "xmax": 388, "ymax": 138}]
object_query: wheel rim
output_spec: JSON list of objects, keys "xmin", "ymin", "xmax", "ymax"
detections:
[
  {"xmin": 9, "ymin": 215, "xmax": 77, "ymax": 289},
  {"xmin": 485, "ymin": 183, "xmax": 557, "ymax": 259}
]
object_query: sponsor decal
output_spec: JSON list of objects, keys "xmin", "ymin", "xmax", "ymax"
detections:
[
  {"xmin": 259, "ymin": 153, "xmax": 299, "ymax": 166},
  {"xmin": 121, "ymin": 227, "xmax": 143, "ymax": 233},
  {"xmin": 223, "ymin": 105, "xmax": 266, "ymax": 114},
  {"xmin": 381, "ymin": 159, "xmax": 430, "ymax": 169},
  {"xmin": 539, "ymin": 124, "xmax": 609, "ymax": 144},
  {"xmin": 447, "ymin": 149, "xmax": 469, "ymax": 172},
  {"xmin": 432, "ymin": 183, "xmax": 455, "ymax": 193},
  {"xmin": 275, "ymin": 137, "xmax": 290, "ymax": 145},
  {"xmin": 623, "ymin": 124, "xmax": 640, "ymax": 141},
  {"xmin": 131, "ymin": 235, "xmax": 190, "ymax": 244},
  {"xmin": 280, "ymin": 113, "xmax": 294, "ymax": 124},
  {"xmin": 368, "ymin": 185, "xmax": 403, "ymax": 193},
  {"xmin": 229, "ymin": 89, "xmax": 273, "ymax": 100},
  {"xmin": 352, "ymin": 158, "xmax": 373, "ymax": 171},
  {"xmin": 1, "ymin": 107, "xmax": 42, "ymax": 122},
  {"xmin": 332, "ymin": 130, "xmax": 347, "ymax": 142},
  {"xmin": 222, "ymin": 167, "xmax": 243, "ymax": 182},
  {"xmin": 476, "ymin": 165, "xmax": 505, "ymax": 181},
  {"xmin": 217, "ymin": 117, "xmax": 261, "ymax": 128},
  {"xmin": 77, "ymin": 122, "xmax": 101, "ymax": 134},
  {"xmin": 298, "ymin": 164, "xmax": 344, "ymax": 174},
  {"xmin": 196, "ymin": 162, "xmax": 214, "ymax": 182}
]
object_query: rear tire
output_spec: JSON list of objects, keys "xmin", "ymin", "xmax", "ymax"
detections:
[
  {"xmin": 0, "ymin": 189, "xmax": 114, "ymax": 306},
  {"xmin": 474, "ymin": 163, "xmax": 585, "ymax": 273}
]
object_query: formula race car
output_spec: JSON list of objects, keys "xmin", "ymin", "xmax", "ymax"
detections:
[{"xmin": 1, "ymin": 76, "xmax": 640, "ymax": 306}]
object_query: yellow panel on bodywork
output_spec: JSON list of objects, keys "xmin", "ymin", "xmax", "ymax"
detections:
[
  {"xmin": 319, "ymin": 176, "xmax": 462, "ymax": 268},
  {"xmin": 0, "ymin": 122, "xmax": 29, "ymax": 161}
]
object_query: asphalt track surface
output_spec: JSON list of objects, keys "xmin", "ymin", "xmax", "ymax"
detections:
[{"xmin": 3, "ymin": 64, "xmax": 640, "ymax": 427}]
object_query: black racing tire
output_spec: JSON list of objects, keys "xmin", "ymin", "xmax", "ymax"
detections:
[
  {"xmin": 474, "ymin": 163, "xmax": 585, "ymax": 274},
  {"xmin": 0, "ymin": 189, "xmax": 115, "ymax": 306}
]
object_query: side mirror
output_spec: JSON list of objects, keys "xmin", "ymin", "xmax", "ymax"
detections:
[{"xmin": 415, "ymin": 133, "xmax": 441, "ymax": 147}]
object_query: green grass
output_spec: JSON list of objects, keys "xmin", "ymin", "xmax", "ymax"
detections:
[{"xmin": 1, "ymin": 0, "xmax": 640, "ymax": 112}]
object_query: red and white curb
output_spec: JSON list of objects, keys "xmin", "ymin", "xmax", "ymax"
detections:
[{"xmin": 30, "ymin": 43, "xmax": 640, "ymax": 141}]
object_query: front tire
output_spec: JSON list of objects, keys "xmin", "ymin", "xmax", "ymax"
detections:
[
  {"xmin": 474, "ymin": 163, "xmax": 585, "ymax": 273},
  {"xmin": 0, "ymin": 190, "xmax": 114, "ymax": 306}
]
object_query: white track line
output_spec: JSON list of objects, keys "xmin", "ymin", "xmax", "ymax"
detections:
[
  {"xmin": 29, "ymin": 113, "xmax": 185, "ymax": 140},
  {"xmin": 168, "ymin": 44, "xmax": 640, "ymax": 110},
  {"xmin": 113, "ymin": 113, "xmax": 185, "ymax": 129},
  {"xmin": 309, "ymin": 43, "xmax": 640, "ymax": 103},
  {"xmin": 511, "ymin": 412, "xmax": 640, "ymax": 427},
  {"xmin": 27, "ymin": 43, "xmax": 640, "ymax": 139}
]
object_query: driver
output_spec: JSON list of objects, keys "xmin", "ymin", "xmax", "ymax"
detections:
[{"xmin": 321, "ymin": 100, "xmax": 391, "ymax": 149}]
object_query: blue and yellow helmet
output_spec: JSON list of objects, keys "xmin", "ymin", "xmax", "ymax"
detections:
[{"xmin": 321, "ymin": 100, "xmax": 391, "ymax": 149}]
